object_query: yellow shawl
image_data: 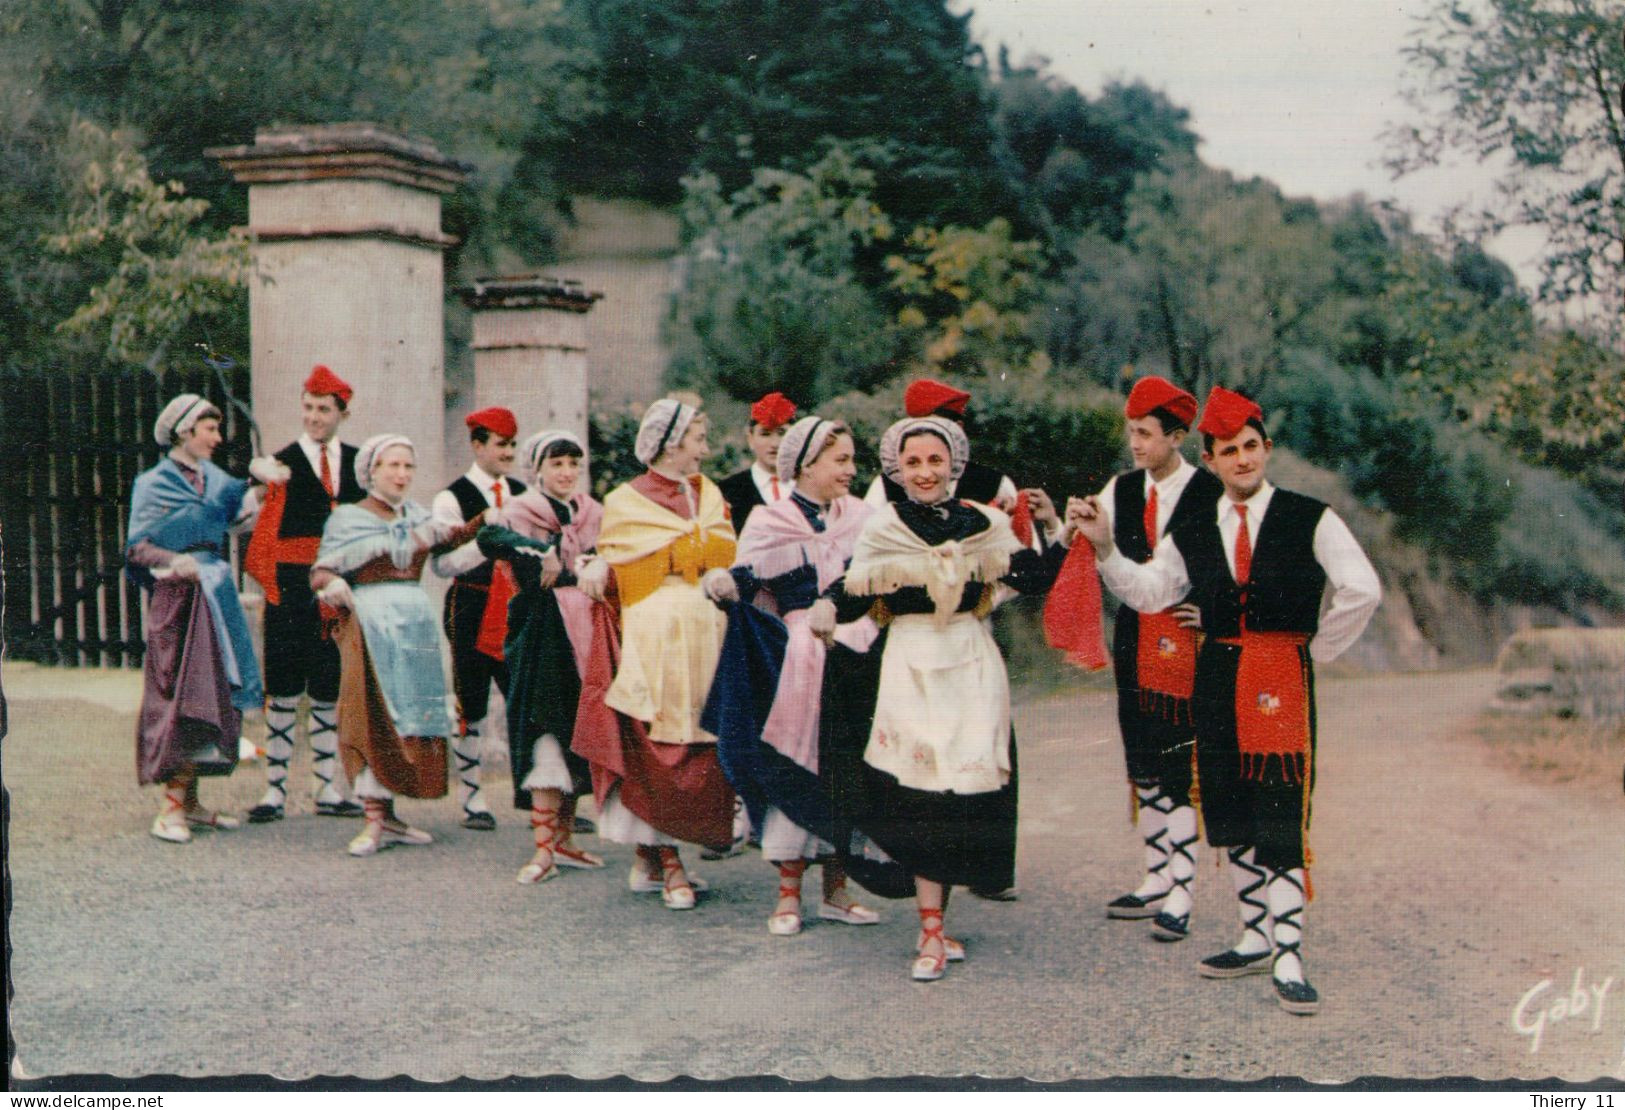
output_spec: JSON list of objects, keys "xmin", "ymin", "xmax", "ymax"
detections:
[{"xmin": 598, "ymin": 475, "xmax": 737, "ymax": 609}]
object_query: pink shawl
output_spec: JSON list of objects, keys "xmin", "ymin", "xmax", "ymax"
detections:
[
  {"xmin": 507, "ymin": 490, "xmax": 604, "ymax": 674},
  {"xmin": 736, "ymin": 495, "xmax": 879, "ymax": 772}
]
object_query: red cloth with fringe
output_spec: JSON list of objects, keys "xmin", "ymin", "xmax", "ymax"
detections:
[{"xmin": 1226, "ymin": 631, "xmax": 1312, "ymax": 783}]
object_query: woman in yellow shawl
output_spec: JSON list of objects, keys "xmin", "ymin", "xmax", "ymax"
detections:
[{"xmin": 573, "ymin": 398, "xmax": 738, "ymax": 910}]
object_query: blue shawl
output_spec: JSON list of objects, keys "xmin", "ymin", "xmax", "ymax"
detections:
[{"xmin": 126, "ymin": 457, "xmax": 259, "ymax": 708}]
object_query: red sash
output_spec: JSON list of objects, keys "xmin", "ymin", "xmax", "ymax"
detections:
[
  {"xmin": 244, "ymin": 482, "xmax": 321, "ymax": 606},
  {"xmin": 1226, "ymin": 631, "xmax": 1311, "ymax": 782},
  {"xmin": 471, "ymin": 565, "xmax": 518, "ymax": 662},
  {"xmin": 1135, "ymin": 609, "xmax": 1197, "ymax": 704}
]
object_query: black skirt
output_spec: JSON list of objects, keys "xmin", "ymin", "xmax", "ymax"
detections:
[{"xmin": 823, "ymin": 632, "xmax": 1019, "ymax": 893}]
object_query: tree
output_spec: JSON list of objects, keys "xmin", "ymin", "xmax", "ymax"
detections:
[
  {"xmin": 665, "ymin": 148, "xmax": 904, "ymax": 404},
  {"xmin": 11, "ymin": 0, "xmax": 595, "ymax": 271},
  {"xmin": 45, "ymin": 119, "xmax": 250, "ymax": 370},
  {"xmin": 555, "ymin": 0, "xmax": 1016, "ymax": 231},
  {"xmin": 885, "ymin": 218, "xmax": 1051, "ymax": 379},
  {"xmin": 1386, "ymin": 0, "xmax": 1625, "ymax": 340},
  {"xmin": 989, "ymin": 56, "xmax": 1200, "ymax": 243},
  {"xmin": 1103, "ymin": 166, "xmax": 1340, "ymax": 397}
]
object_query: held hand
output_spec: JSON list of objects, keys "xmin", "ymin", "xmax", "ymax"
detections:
[
  {"xmin": 1023, "ymin": 487, "xmax": 1058, "ymax": 526},
  {"xmin": 807, "ymin": 597, "xmax": 838, "ymax": 643},
  {"xmin": 539, "ymin": 547, "xmax": 562, "ymax": 589},
  {"xmin": 248, "ymin": 456, "xmax": 292, "ymax": 485},
  {"xmin": 577, "ymin": 557, "xmax": 611, "ymax": 602},
  {"xmin": 167, "ymin": 553, "xmax": 201, "ymax": 580},
  {"xmin": 1068, "ymin": 495, "xmax": 1113, "ymax": 555},
  {"xmin": 1173, "ymin": 602, "xmax": 1202, "ymax": 630},
  {"xmin": 318, "ymin": 576, "xmax": 355, "ymax": 611},
  {"xmin": 702, "ymin": 568, "xmax": 739, "ymax": 605}
]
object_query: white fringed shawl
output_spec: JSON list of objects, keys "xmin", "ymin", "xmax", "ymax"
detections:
[{"xmin": 844, "ymin": 501, "xmax": 1023, "ymax": 626}]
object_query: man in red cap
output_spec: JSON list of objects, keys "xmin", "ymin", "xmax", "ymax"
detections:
[
  {"xmin": 1070, "ymin": 385, "xmax": 1380, "ymax": 1016},
  {"xmin": 1085, "ymin": 376, "xmax": 1223, "ymax": 941},
  {"xmin": 717, "ymin": 391, "xmax": 798, "ymax": 531},
  {"xmin": 864, "ymin": 378, "xmax": 1019, "ymax": 512},
  {"xmin": 431, "ymin": 406, "xmax": 526, "ymax": 830},
  {"xmin": 244, "ymin": 365, "xmax": 366, "ymax": 823}
]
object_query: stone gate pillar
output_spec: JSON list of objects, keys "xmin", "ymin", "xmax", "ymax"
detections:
[
  {"xmin": 458, "ymin": 275, "xmax": 603, "ymax": 449},
  {"xmin": 208, "ymin": 123, "xmax": 468, "ymax": 487}
]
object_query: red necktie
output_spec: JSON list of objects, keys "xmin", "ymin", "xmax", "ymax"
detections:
[
  {"xmin": 492, "ymin": 480, "xmax": 504, "ymax": 509},
  {"xmin": 1233, "ymin": 503, "xmax": 1252, "ymax": 585},
  {"xmin": 771, "ymin": 476, "xmax": 780, "ymax": 499},
  {"xmin": 1143, "ymin": 484, "xmax": 1159, "ymax": 547},
  {"xmin": 318, "ymin": 446, "xmax": 335, "ymax": 503}
]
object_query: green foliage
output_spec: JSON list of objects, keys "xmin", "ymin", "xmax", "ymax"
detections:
[
  {"xmin": 1266, "ymin": 356, "xmax": 1625, "ymax": 610},
  {"xmin": 1476, "ymin": 331, "xmax": 1625, "ymax": 504},
  {"xmin": 886, "ymin": 218, "xmax": 1051, "ymax": 379},
  {"xmin": 44, "ymin": 119, "xmax": 250, "ymax": 369},
  {"xmin": 12, "ymin": 0, "xmax": 595, "ymax": 271},
  {"xmin": 555, "ymin": 0, "xmax": 1013, "ymax": 232},
  {"xmin": 1386, "ymin": 0, "xmax": 1625, "ymax": 336},
  {"xmin": 665, "ymin": 149, "xmax": 904, "ymax": 405},
  {"xmin": 1048, "ymin": 165, "xmax": 1340, "ymax": 398},
  {"xmin": 990, "ymin": 57, "xmax": 1199, "ymax": 242},
  {"xmin": 586, "ymin": 403, "xmax": 649, "ymax": 497}
]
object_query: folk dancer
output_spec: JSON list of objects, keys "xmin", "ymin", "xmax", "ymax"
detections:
[
  {"xmin": 243, "ymin": 365, "xmax": 366, "ymax": 822},
  {"xmin": 864, "ymin": 378, "xmax": 1021, "ymax": 522},
  {"xmin": 475, "ymin": 429, "xmax": 607, "ymax": 885},
  {"xmin": 1095, "ymin": 377, "xmax": 1222, "ymax": 940},
  {"xmin": 1070, "ymin": 386, "xmax": 1380, "ymax": 1014},
  {"xmin": 701, "ymin": 416, "xmax": 898, "ymax": 936},
  {"xmin": 573, "ymin": 399, "xmax": 738, "ymax": 910},
  {"xmin": 716, "ymin": 390, "xmax": 798, "ymax": 532},
  {"xmin": 310, "ymin": 435, "xmax": 479, "ymax": 857},
  {"xmin": 127, "ymin": 394, "xmax": 275, "ymax": 842},
  {"xmin": 836, "ymin": 416, "xmax": 1065, "ymax": 980},
  {"xmin": 431, "ymin": 407, "xmax": 526, "ymax": 830}
]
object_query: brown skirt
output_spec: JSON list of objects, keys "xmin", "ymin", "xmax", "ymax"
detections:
[
  {"xmin": 332, "ymin": 613, "xmax": 448, "ymax": 799},
  {"xmin": 137, "ymin": 578, "xmax": 242, "ymax": 785}
]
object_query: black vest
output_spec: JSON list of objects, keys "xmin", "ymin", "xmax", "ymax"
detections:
[
  {"xmin": 881, "ymin": 460, "xmax": 1006, "ymax": 507},
  {"xmin": 273, "ymin": 441, "xmax": 363, "ymax": 540},
  {"xmin": 446, "ymin": 474, "xmax": 526, "ymax": 586},
  {"xmin": 1169, "ymin": 488, "xmax": 1328, "ymax": 638},
  {"xmin": 1109, "ymin": 465, "xmax": 1223, "ymax": 686},
  {"xmin": 717, "ymin": 468, "xmax": 767, "ymax": 532}
]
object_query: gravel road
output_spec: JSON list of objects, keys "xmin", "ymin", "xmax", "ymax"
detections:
[{"xmin": 6, "ymin": 664, "xmax": 1622, "ymax": 1084}]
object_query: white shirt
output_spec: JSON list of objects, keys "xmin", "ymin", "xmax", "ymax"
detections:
[
  {"xmin": 297, "ymin": 433, "xmax": 343, "ymax": 495},
  {"xmin": 750, "ymin": 461, "xmax": 792, "ymax": 504},
  {"xmin": 1094, "ymin": 456, "xmax": 1200, "ymax": 545},
  {"xmin": 1096, "ymin": 480, "xmax": 1382, "ymax": 664},
  {"xmin": 431, "ymin": 464, "xmax": 523, "ymax": 578},
  {"xmin": 234, "ymin": 432, "xmax": 341, "ymax": 527}
]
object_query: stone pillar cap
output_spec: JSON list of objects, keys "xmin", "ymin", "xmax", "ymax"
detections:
[
  {"xmin": 207, "ymin": 123, "xmax": 470, "ymax": 194},
  {"xmin": 459, "ymin": 274, "xmax": 605, "ymax": 313}
]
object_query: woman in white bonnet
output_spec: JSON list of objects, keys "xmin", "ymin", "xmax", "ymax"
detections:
[
  {"xmin": 571, "ymin": 397, "xmax": 739, "ymax": 910},
  {"xmin": 309, "ymin": 434, "xmax": 480, "ymax": 857},
  {"xmin": 474, "ymin": 429, "xmax": 607, "ymax": 886},
  {"xmin": 833, "ymin": 415, "xmax": 1064, "ymax": 980}
]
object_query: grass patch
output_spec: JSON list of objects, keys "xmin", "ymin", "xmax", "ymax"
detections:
[{"xmin": 1467, "ymin": 711, "xmax": 1625, "ymax": 787}]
